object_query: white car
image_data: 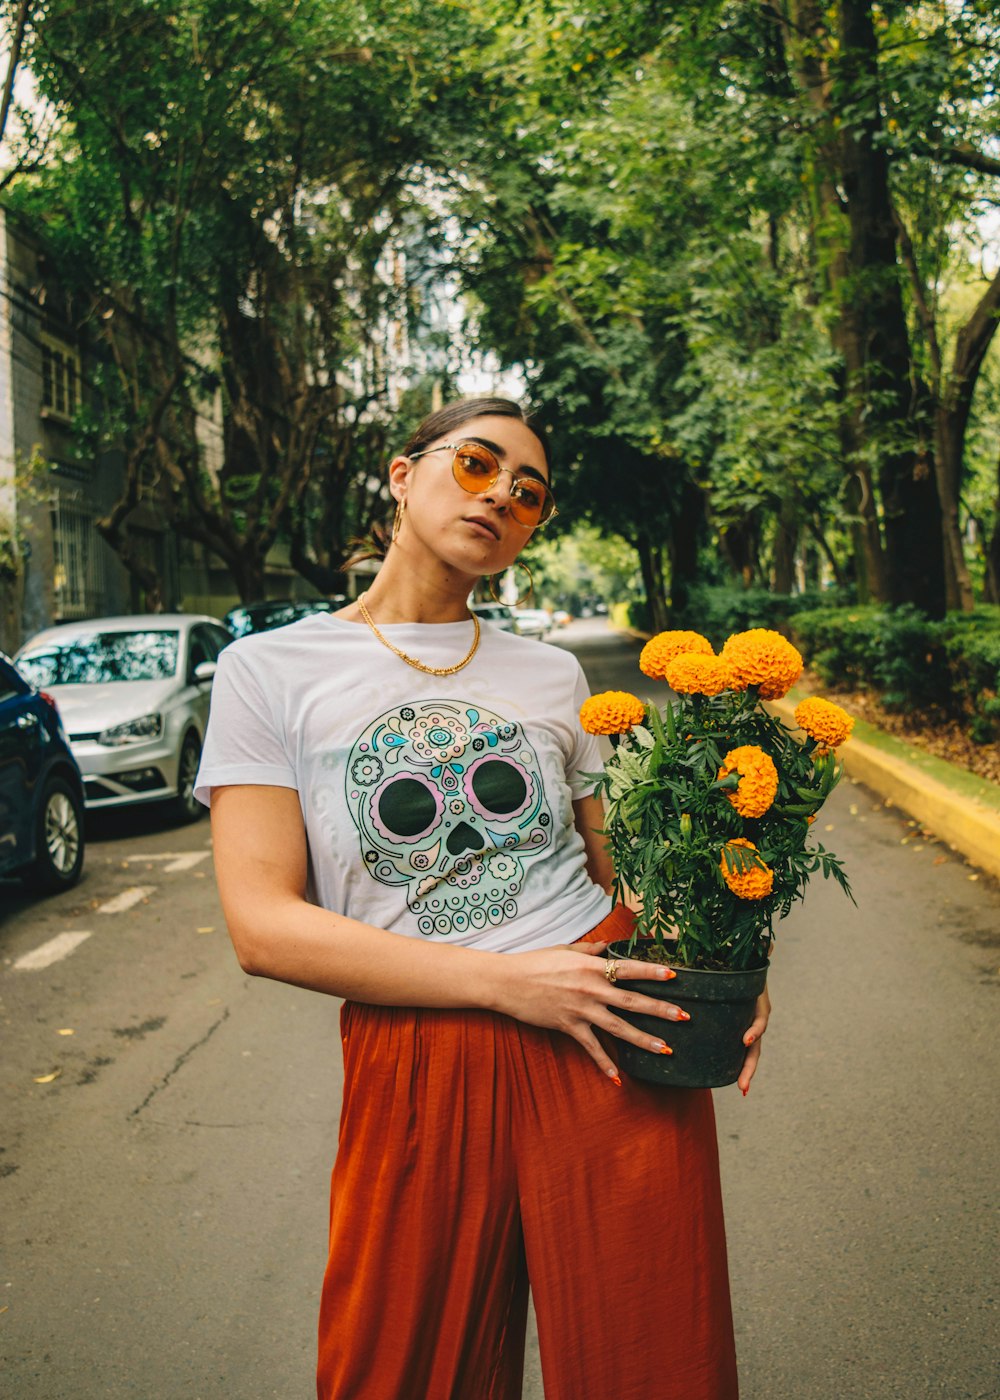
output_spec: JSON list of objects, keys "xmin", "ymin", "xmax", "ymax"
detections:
[
  {"xmin": 470, "ymin": 603, "xmax": 519, "ymax": 633},
  {"xmin": 512, "ymin": 608, "xmax": 553, "ymax": 640},
  {"xmin": 16, "ymin": 614, "xmax": 232, "ymax": 821}
]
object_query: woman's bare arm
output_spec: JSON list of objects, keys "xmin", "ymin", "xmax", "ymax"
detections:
[
  {"xmin": 210, "ymin": 784, "xmax": 688, "ymax": 1081},
  {"xmin": 572, "ymin": 792, "xmax": 614, "ymax": 892}
]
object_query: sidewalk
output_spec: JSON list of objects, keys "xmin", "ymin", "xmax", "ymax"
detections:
[{"xmin": 612, "ymin": 624, "xmax": 1000, "ymax": 883}]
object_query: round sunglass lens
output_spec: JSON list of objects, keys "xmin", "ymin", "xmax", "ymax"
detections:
[{"xmin": 453, "ymin": 446, "xmax": 497, "ymax": 489}]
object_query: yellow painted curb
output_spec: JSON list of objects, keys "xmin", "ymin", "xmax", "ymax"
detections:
[{"xmin": 767, "ymin": 698, "xmax": 1000, "ymax": 882}]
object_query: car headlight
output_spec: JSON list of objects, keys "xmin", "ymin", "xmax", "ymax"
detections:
[{"xmin": 98, "ymin": 713, "xmax": 163, "ymax": 746}]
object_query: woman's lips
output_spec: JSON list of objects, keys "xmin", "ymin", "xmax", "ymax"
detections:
[{"xmin": 464, "ymin": 516, "xmax": 500, "ymax": 540}]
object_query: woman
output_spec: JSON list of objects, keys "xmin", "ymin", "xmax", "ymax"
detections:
[{"xmin": 196, "ymin": 396, "xmax": 767, "ymax": 1400}]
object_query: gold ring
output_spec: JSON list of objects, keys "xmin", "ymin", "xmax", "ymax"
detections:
[{"xmin": 605, "ymin": 960, "xmax": 619, "ymax": 985}]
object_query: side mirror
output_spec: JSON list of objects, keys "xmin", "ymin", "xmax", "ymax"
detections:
[{"xmin": 193, "ymin": 660, "xmax": 218, "ymax": 684}]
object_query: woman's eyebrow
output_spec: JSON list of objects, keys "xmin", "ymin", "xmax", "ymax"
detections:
[{"xmin": 464, "ymin": 437, "xmax": 548, "ymax": 485}]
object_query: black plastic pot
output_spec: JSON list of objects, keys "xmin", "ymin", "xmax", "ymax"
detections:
[{"xmin": 606, "ymin": 940, "xmax": 768, "ymax": 1089}]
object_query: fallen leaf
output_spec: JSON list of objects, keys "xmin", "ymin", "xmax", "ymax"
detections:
[
  {"xmin": 206, "ymin": 997, "xmax": 222, "ymax": 1006},
  {"xmin": 933, "ymin": 856, "xmax": 948, "ymax": 865},
  {"xmin": 57, "ymin": 1028, "xmax": 75, "ymax": 1036},
  {"xmin": 34, "ymin": 1070, "xmax": 61, "ymax": 1083},
  {"xmin": 968, "ymin": 874, "xmax": 979, "ymax": 881},
  {"xmin": 825, "ymin": 823, "xmax": 835, "ymax": 832},
  {"xmin": 849, "ymin": 804, "xmax": 859, "ymax": 816},
  {"xmin": 196, "ymin": 926, "xmax": 215, "ymax": 934}
]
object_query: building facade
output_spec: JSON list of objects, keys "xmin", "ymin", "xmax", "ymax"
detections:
[{"xmin": 0, "ymin": 204, "xmax": 177, "ymax": 652}]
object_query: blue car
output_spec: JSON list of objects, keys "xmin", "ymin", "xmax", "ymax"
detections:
[{"xmin": 0, "ymin": 651, "xmax": 85, "ymax": 894}]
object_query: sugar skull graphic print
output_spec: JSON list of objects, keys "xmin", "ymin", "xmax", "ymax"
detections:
[{"xmin": 346, "ymin": 699, "xmax": 554, "ymax": 935}]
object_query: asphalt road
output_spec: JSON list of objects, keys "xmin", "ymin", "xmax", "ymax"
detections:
[{"xmin": 1, "ymin": 619, "xmax": 997, "ymax": 1399}]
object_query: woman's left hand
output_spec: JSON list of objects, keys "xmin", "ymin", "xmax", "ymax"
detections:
[{"xmin": 738, "ymin": 986, "xmax": 771, "ymax": 1097}]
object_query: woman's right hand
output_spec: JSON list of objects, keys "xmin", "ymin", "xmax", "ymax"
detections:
[{"xmin": 492, "ymin": 940, "xmax": 687, "ymax": 1083}]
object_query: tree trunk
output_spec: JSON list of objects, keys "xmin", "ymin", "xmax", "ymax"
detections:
[
  {"xmin": 771, "ymin": 495, "xmax": 798, "ymax": 594},
  {"xmin": 835, "ymin": 0, "xmax": 946, "ymax": 616},
  {"xmin": 227, "ymin": 549, "xmax": 268, "ymax": 605},
  {"xmin": 933, "ymin": 411, "xmax": 976, "ymax": 612},
  {"xmin": 635, "ymin": 529, "xmax": 669, "ymax": 633},
  {"xmin": 788, "ymin": 0, "xmax": 889, "ymax": 605},
  {"xmin": 666, "ymin": 478, "xmax": 706, "ymax": 614},
  {"xmin": 935, "ymin": 267, "xmax": 1000, "ymax": 611},
  {"xmin": 289, "ymin": 534, "xmax": 350, "ymax": 598},
  {"xmin": 806, "ymin": 517, "xmax": 849, "ymax": 591},
  {"xmin": 787, "ymin": 0, "xmax": 946, "ymax": 614},
  {"xmin": 719, "ymin": 517, "xmax": 761, "ymax": 589},
  {"xmin": 94, "ymin": 520, "xmax": 165, "ymax": 613},
  {"xmin": 985, "ymin": 448, "xmax": 1000, "ymax": 605}
]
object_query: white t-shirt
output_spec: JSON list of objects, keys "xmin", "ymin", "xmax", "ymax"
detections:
[{"xmin": 195, "ymin": 614, "xmax": 611, "ymax": 953}]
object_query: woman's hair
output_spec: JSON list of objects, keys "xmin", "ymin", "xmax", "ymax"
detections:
[{"xmin": 342, "ymin": 396, "xmax": 551, "ymax": 568}]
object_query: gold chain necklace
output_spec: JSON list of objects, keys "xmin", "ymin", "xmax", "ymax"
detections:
[{"xmin": 356, "ymin": 591, "xmax": 481, "ymax": 676}]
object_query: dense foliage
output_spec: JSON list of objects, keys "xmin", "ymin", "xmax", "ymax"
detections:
[
  {"xmin": 1, "ymin": 0, "xmax": 998, "ymax": 618},
  {"xmin": 792, "ymin": 604, "xmax": 1000, "ymax": 742}
]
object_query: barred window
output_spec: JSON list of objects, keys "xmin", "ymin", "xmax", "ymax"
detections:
[{"xmin": 41, "ymin": 335, "xmax": 80, "ymax": 421}]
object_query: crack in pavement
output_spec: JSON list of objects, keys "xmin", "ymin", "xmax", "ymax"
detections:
[{"xmin": 128, "ymin": 1009, "xmax": 231, "ymax": 1119}]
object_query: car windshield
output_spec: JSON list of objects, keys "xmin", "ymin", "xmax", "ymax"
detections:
[
  {"xmin": 19, "ymin": 631, "xmax": 180, "ymax": 686},
  {"xmin": 225, "ymin": 601, "xmax": 336, "ymax": 638}
]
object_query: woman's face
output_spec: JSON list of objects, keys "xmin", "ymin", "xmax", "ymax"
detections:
[{"xmin": 392, "ymin": 414, "xmax": 551, "ymax": 577}]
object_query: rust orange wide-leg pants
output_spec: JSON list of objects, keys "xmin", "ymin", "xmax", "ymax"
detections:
[{"xmin": 317, "ymin": 906, "xmax": 738, "ymax": 1400}]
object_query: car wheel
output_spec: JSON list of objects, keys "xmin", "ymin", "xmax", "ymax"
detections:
[
  {"xmin": 170, "ymin": 732, "xmax": 204, "ymax": 824},
  {"xmin": 22, "ymin": 777, "xmax": 85, "ymax": 895}
]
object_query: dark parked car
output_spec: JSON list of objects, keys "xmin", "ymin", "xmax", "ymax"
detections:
[
  {"xmin": 223, "ymin": 597, "xmax": 347, "ymax": 639},
  {"xmin": 0, "ymin": 651, "xmax": 85, "ymax": 893}
]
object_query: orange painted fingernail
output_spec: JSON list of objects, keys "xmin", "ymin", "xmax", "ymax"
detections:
[
  {"xmin": 610, "ymin": 1073, "xmax": 622, "ymax": 1087},
  {"xmin": 676, "ymin": 1010, "xmax": 691, "ymax": 1021},
  {"xmin": 655, "ymin": 1043, "xmax": 672, "ymax": 1055},
  {"xmin": 741, "ymin": 1085, "xmax": 749, "ymax": 1097},
  {"xmin": 660, "ymin": 968, "xmax": 677, "ymax": 980},
  {"xmin": 745, "ymin": 1033, "xmax": 755, "ymax": 1044}
]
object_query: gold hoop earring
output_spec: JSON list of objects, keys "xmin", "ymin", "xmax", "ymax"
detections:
[
  {"xmin": 489, "ymin": 561, "xmax": 534, "ymax": 608},
  {"xmin": 391, "ymin": 498, "xmax": 406, "ymax": 544}
]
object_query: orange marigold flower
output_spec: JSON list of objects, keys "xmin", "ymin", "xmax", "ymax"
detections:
[
  {"xmin": 794, "ymin": 696, "xmax": 854, "ymax": 748},
  {"xmin": 721, "ymin": 628, "xmax": 803, "ymax": 700},
  {"xmin": 718, "ymin": 745, "xmax": 779, "ymax": 818},
  {"xmin": 579, "ymin": 691, "xmax": 646, "ymax": 736},
  {"xmin": 719, "ymin": 837, "xmax": 774, "ymax": 900},
  {"xmin": 664, "ymin": 653, "xmax": 732, "ymax": 696},
  {"xmin": 639, "ymin": 630, "xmax": 714, "ymax": 679}
]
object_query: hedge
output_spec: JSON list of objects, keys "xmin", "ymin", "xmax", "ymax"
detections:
[
  {"xmin": 789, "ymin": 604, "xmax": 1000, "ymax": 745},
  {"xmin": 671, "ymin": 585, "xmax": 851, "ymax": 648}
]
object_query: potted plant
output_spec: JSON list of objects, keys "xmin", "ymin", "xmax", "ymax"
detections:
[{"xmin": 580, "ymin": 627, "xmax": 855, "ymax": 1089}]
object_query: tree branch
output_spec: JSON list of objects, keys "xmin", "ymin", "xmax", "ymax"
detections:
[{"xmin": 0, "ymin": 0, "xmax": 32, "ymax": 150}]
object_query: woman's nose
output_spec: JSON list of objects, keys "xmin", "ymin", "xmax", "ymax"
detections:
[{"xmin": 480, "ymin": 466, "xmax": 516, "ymax": 508}]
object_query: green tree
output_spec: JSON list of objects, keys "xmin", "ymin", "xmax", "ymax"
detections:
[{"xmin": 10, "ymin": 0, "xmax": 492, "ymax": 601}]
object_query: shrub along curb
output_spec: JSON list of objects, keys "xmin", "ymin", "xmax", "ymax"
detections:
[
  {"xmin": 767, "ymin": 694, "xmax": 1000, "ymax": 884},
  {"xmin": 611, "ymin": 621, "xmax": 1000, "ymax": 882}
]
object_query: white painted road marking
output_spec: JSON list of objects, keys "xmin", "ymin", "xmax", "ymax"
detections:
[
  {"xmin": 122, "ymin": 852, "xmax": 211, "ymax": 874},
  {"xmin": 14, "ymin": 931, "xmax": 93, "ymax": 971},
  {"xmin": 98, "ymin": 886, "xmax": 156, "ymax": 914}
]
